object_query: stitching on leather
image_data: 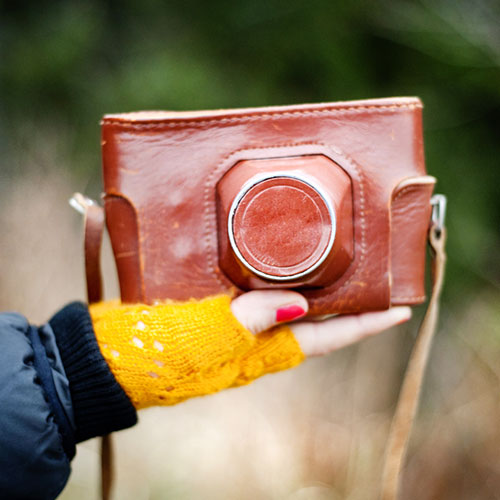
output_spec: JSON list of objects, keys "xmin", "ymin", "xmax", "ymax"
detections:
[
  {"xmin": 203, "ymin": 143, "xmax": 367, "ymax": 294},
  {"xmin": 323, "ymin": 146, "xmax": 367, "ymax": 297},
  {"xmin": 392, "ymin": 295, "xmax": 426, "ymax": 301},
  {"xmin": 103, "ymin": 102, "xmax": 421, "ymax": 129},
  {"xmin": 392, "ymin": 184, "xmax": 421, "ymax": 204}
]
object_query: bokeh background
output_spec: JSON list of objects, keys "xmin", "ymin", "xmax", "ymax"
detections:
[{"xmin": 1, "ymin": 1, "xmax": 499, "ymax": 499}]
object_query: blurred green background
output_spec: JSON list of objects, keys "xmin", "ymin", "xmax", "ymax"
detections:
[
  {"xmin": 1, "ymin": 0, "xmax": 499, "ymax": 303},
  {"xmin": 1, "ymin": 1, "xmax": 499, "ymax": 499}
]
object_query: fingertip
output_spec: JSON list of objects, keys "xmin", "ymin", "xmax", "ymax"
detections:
[
  {"xmin": 268, "ymin": 290, "xmax": 309, "ymax": 311},
  {"xmin": 230, "ymin": 289, "xmax": 309, "ymax": 334},
  {"xmin": 276, "ymin": 303, "xmax": 307, "ymax": 322},
  {"xmin": 287, "ymin": 291, "xmax": 309, "ymax": 315},
  {"xmin": 390, "ymin": 306, "xmax": 412, "ymax": 324},
  {"xmin": 273, "ymin": 291, "xmax": 309, "ymax": 323}
]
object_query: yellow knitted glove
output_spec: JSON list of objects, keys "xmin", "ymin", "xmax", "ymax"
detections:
[{"xmin": 89, "ymin": 295, "xmax": 305, "ymax": 409}]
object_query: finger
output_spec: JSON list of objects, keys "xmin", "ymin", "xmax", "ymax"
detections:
[
  {"xmin": 290, "ymin": 307, "xmax": 412, "ymax": 357},
  {"xmin": 230, "ymin": 290, "xmax": 308, "ymax": 334}
]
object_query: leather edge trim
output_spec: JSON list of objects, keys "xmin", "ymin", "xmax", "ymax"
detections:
[
  {"xmin": 101, "ymin": 100, "xmax": 423, "ymax": 128},
  {"xmin": 393, "ymin": 176, "xmax": 436, "ymax": 191}
]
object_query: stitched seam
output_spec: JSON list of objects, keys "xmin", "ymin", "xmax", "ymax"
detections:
[
  {"xmin": 102, "ymin": 103, "xmax": 421, "ymax": 129},
  {"xmin": 325, "ymin": 146, "xmax": 367, "ymax": 297},
  {"xmin": 392, "ymin": 184, "xmax": 418, "ymax": 204},
  {"xmin": 392, "ymin": 295, "xmax": 426, "ymax": 301},
  {"xmin": 203, "ymin": 143, "xmax": 367, "ymax": 294}
]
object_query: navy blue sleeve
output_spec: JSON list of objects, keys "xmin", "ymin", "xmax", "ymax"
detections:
[
  {"xmin": 0, "ymin": 312, "xmax": 70, "ymax": 500},
  {"xmin": 0, "ymin": 304, "xmax": 137, "ymax": 500}
]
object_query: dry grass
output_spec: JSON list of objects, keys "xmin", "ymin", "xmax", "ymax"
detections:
[{"xmin": 1, "ymin": 164, "xmax": 499, "ymax": 500}]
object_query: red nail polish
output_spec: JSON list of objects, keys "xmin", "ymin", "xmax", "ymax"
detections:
[{"xmin": 276, "ymin": 305, "xmax": 306, "ymax": 322}]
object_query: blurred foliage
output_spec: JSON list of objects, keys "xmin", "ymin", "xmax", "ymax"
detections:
[{"xmin": 1, "ymin": 0, "xmax": 499, "ymax": 305}]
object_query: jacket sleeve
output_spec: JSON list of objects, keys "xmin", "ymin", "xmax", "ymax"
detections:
[{"xmin": 0, "ymin": 303, "xmax": 137, "ymax": 500}]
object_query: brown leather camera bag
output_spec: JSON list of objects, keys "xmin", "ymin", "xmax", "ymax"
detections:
[
  {"xmin": 73, "ymin": 96, "xmax": 447, "ymax": 500},
  {"xmin": 100, "ymin": 97, "xmax": 435, "ymax": 315}
]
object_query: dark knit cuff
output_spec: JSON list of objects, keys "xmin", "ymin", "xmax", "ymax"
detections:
[{"xmin": 49, "ymin": 302, "xmax": 138, "ymax": 443}]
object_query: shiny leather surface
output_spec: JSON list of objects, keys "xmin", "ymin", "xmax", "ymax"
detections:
[
  {"xmin": 84, "ymin": 204, "xmax": 104, "ymax": 304},
  {"xmin": 217, "ymin": 155, "xmax": 354, "ymax": 289},
  {"xmin": 101, "ymin": 97, "xmax": 434, "ymax": 314},
  {"xmin": 390, "ymin": 177, "xmax": 435, "ymax": 305}
]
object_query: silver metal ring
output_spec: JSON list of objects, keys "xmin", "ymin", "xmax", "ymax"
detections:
[{"xmin": 227, "ymin": 172, "xmax": 336, "ymax": 281}]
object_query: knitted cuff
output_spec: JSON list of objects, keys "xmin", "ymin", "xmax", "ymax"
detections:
[
  {"xmin": 49, "ymin": 302, "xmax": 138, "ymax": 443},
  {"xmin": 90, "ymin": 295, "xmax": 305, "ymax": 409},
  {"xmin": 233, "ymin": 325, "xmax": 305, "ymax": 387}
]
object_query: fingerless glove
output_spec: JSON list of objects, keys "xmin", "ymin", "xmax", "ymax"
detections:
[{"xmin": 90, "ymin": 295, "xmax": 304, "ymax": 409}]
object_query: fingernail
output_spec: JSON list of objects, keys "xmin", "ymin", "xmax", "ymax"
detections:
[{"xmin": 276, "ymin": 304, "xmax": 306, "ymax": 322}]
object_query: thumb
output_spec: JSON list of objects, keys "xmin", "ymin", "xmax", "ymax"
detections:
[{"xmin": 230, "ymin": 290, "xmax": 308, "ymax": 334}]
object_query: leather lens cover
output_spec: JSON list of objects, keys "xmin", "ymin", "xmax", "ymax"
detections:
[{"xmin": 216, "ymin": 154, "xmax": 354, "ymax": 290}]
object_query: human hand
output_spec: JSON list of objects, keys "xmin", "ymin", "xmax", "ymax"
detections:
[
  {"xmin": 90, "ymin": 291, "xmax": 411, "ymax": 409},
  {"xmin": 230, "ymin": 290, "xmax": 411, "ymax": 357}
]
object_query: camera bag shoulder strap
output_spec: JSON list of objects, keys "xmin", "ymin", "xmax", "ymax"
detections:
[
  {"xmin": 70, "ymin": 194, "xmax": 113, "ymax": 500},
  {"xmin": 71, "ymin": 193, "xmax": 446, "ymax": 500},
  {"xmin": 380, "ymin": 216, "xmax": 446, "ymax": 500}
]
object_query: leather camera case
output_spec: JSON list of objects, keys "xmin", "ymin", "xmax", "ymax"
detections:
[{"xmin": 101, "ymin": 97, "xmax": 435, "ymax": 315}]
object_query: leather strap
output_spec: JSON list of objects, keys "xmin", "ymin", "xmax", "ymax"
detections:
[
  {"xmin": 85, "ymin": 203, "xmax": 113, "ymax": 500},
  {"xmin": 380, "ymin": 224, "xmax": 447, "ymax": 500},
  {"xmin": 71, "ymin": 193, "xmax": 113, "ymax": 500},
  {"xmin": 100, "ymin": 434, "xmax": 113, "ymax": 500},
  {"xmin": 84, "ymin": 203, "xmax": 104, "ymax": 304}
]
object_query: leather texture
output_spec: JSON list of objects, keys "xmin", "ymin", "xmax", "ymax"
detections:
[
  {"xmin": 390, "ymin": 177, "xmax": 435, "ymax": 305},
  {"xmin": 101, "ymin": 97, "xmax": 435, "ymax": 315},
  {"xmin": 217, "ymin": 155, "xmax": 354, "ymax": 289},
  {"xmin": 84, "ymin": 204, "xmax": 104, "ymax": 304}
]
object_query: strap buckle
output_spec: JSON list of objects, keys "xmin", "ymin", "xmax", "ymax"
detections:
[
  {"xmin": 69, "ymin": 193, "xmax": 99, "ymax": 215},
  {"xmin": 430, "ymin": 194, "xmax": 447, "ymax": 237}
]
